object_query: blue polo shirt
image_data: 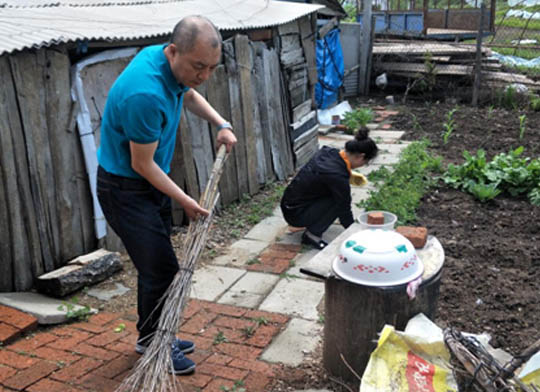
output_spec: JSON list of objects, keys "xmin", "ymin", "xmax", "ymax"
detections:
[{"xmin": 98, "ymin": 44, "xmax": 190, "ymax": 178}]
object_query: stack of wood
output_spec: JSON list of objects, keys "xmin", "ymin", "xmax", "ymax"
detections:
[
  {"xmin": 372, "ymin": 40, "xmax": 540, "ymax": 92},
  {"xmin": 277, "ymin": 17, "xmax": 320, "ymax": 169}
]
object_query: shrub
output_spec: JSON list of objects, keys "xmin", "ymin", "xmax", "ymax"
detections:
[{"xmin": 342, "ymin": 108, "xmax": 374, "ymax": 134}]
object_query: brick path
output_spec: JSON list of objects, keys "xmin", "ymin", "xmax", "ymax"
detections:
[
  {"xmin": 0, "ymin": 298, "xmax": 296, "ymax": 392},
  {"xmin": 0, "ymin": 239, "xmax": 305, "ymax": 392}
]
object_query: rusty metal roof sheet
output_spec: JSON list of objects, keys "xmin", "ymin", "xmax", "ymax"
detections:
[{"xmin": 0, "ymin": 0, "xmax": 323, "ymax": 55}]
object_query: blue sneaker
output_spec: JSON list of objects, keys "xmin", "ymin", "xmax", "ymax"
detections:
[
  {"xmin": 135, "ymin": 337, "xmax": 195, "ymax": 355},
  {"xmin": 171, "ymin": 345, "xmax": 196, "ymax": 375}
]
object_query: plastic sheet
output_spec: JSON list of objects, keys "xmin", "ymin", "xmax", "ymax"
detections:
[{"xmin": 491, "ymin": 51, "xmax": 540, "ymax": 68}]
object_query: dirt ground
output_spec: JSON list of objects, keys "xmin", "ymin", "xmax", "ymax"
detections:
[
  {"xmin": 395, "ymin": 101, "xmax": 540, "ymax": 356},
  {"xmin": 75, "ymin": 100, "xmax": 540, "ymax": 391}
]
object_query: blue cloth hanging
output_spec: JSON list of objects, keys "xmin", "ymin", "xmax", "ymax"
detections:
[{"xmin": 315, "ymin": 27, "xmax": 344, "ymax": 109}]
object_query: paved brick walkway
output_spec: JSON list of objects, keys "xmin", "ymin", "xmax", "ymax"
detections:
[{"xmin": 0, "ymin": 299, "xmax": 293, "ymax": 392}]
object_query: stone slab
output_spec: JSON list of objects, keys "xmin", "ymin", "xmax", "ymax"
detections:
[
  {"xmin": 377, "ymin": 143, "xmax": 410, "ymax": 155},
  {"xmin": 288, "ymin": 249, "xmax": 320, "ymax": 278},
  {"xmin": 369, "ymin": 130, "xmax": 405, "ymax": 142},
  {"xmin": 190, "ymin": 266, "xmax": 245, "ymax": 302},
  {"xmin": 371, "ymin": 153, "xmax": 400, "ymax": 165},
  {"xmin": 261, "ymin": 318, "xmax": 322, "ymax": 366},
  {"xmin": 217, "ymin": 292, "xmax": 263, "ymax": 308},
  {"xmin": 86, "ymin": 283, "xmax": 130, "ymax": 301},
  {"xmin": 272, "ymin": 205, "xmax": 283, "ymax": 219},
  {"xmin": 0, "ymin": 292, "xmax": 97, "ymax": 325},
  {"xmin": 230, "ymin": 238, "xmax": 269, "ymax": 255},
  {"xmin": 259, "ymin": 278, "xmax": 324, "ymax": 320},
  {"xmin": 244, "ymin": 216, "xmax": 288, "ymax": 242},
  {"xmin": 211, "ymin": 247, "xmax": 256, "ymax": 268},
  {"xmin": 224, "ymin": 271, "xmax": 279, "ymax": 295}
]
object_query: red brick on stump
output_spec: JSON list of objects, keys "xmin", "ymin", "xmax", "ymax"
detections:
[
  {"xmin": 367, "ymin": 212, "xmax": 384, "ymax": 225},
  {"xmin": 396, "ymin": 226, "xmax": 428, "ymax": 248}
]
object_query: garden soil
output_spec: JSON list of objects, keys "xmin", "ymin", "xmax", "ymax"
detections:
[{"xmin": 396, "ymin": 102, "xmax": 540, "ymax": 355}]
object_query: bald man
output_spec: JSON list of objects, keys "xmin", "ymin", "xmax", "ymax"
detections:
[{"xmin": 97, "ymin": 16, "xmax": 236, "ymax": 374}]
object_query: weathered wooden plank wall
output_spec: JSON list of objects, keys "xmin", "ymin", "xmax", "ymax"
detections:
[
  {"xmin": 0, "ymin": 49, "xmax": 95, "ymax": 291},
  {"xmin": 0, "ymin": 17, "xmax": 318, "ymax": 292}
]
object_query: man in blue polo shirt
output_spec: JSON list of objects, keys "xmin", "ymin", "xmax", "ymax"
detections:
[{"xmin": 96, "ymin": 15, "xmax": 236, "ymax": 375}]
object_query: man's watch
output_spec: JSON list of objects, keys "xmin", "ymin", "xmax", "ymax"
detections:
[{"xmin": 217, "ymin": 122, "xmax": 233, "ymax": 132}]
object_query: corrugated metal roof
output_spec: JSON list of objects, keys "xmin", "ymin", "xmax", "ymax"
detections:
[
  {"xmin": 0, "ymin": 0, "xmax": 323, "ymax": 55},
  {"xmin": 1, "ymin": 0, "xmax": 186, "ymax": 8}
]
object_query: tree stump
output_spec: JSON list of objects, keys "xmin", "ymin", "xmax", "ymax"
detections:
[{"xmin": 323, "ymin": 269, "xmax": 442, "ymax": 386}]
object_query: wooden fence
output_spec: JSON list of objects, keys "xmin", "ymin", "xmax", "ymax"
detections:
[{"xmin": 0, "ymin": 16, "xmax": 318, "ymax": 292}]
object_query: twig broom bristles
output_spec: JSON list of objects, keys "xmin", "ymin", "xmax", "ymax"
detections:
[{"xmin": 115, "ymin": 146, "xmax": 229, "ymax": 392}]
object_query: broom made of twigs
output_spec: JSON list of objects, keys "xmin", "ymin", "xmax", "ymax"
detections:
[{"xmin": 115, "ymin": 145, "xmax": 229, "ymax": 392}]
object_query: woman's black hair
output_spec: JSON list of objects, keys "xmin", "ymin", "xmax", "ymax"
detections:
[{"xmin": 344, "ymin": 128, "xmax": 378, "ymax": 160}]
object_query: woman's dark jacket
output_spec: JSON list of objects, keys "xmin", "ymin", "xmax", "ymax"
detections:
[{"xmin": 281, "ymin": 146, "xmax": 353, "ymax": 228}]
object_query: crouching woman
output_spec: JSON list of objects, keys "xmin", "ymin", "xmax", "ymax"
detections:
[{"xmin": 280, "ymin": 129, "xmax": 378, "ymax": 250}]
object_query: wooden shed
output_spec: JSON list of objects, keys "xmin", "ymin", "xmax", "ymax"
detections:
[{"xmin": 0, "ymin": 0, "xmax": 323, "ymax": 292}]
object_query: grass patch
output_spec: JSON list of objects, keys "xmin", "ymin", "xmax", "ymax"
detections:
[
  {"xmin": 359, "ymin": 140, "xmax": 443, "ymax": 225},
  {"xmin": 493, "ymin": 47, "xmax": 540, "ymax": 60}
]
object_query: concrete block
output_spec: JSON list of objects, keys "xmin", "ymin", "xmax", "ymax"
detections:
[
  {"xmin": 0, "ymin": 292, "xmax": 97, "ymax": 325},
  {"xmin": 371, "ymin": 153, "xmax": 400, "ymax": 165},
  {"xmin": 288, "ymin": 249, "xmax": 320, "ymax": 278},
  {"xmin": 230, "ymin": 238, "xmax": 269, "ymax": 255},
  {"xmin": 244, "ymin": 216, "xmax": 288, "ymax": 242},
  {"xmin": 225, "ymin": 272, "xmax": 279, "ymax": 295},
  {"xmin": 369, "ymin": 130, "xmax": 405, "ymax": 142},
  {"xmin": 377, "ymin": 143, "xmax": 410, "ymax": 155},
  {"xmin": 211, "ymin": 247, "xmax": 257, "ymax": 268},
  {"xmin": 261, "ymin": 318, "xmax": 322, "ymax": 366},
  {"xmin": 190, "ymin": 266, "xmax": 245, "ymax": 301},
  {"xmin": 259, "ymin": 278, "xmax": 324, "ymax": 320},
  {"xmin": 272, "ymin": 205, "xmax": 284, "ymax": 219},
  {"xmin": 217, "ymin": 292, "xmax": 263, "ymax": 308}
]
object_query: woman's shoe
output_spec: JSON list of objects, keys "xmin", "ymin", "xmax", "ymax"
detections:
[{"xmin": 301, "ymin": 233, "xmax": 328, "ymax": 250}]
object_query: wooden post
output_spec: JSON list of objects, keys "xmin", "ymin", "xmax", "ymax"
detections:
[
  {"xmin": 472, "ymin": 3, "xmax": 485, "ymax": 106},
  {"xmin": 423, "ymin": 0, "xmax": 428, "ymax": 35},
  {"xmin": 358, "ymin": 0, "xmax": 373, "ymax": 95},
  {"xmin": 490, "ymin": 0, "xmax": 496, "ymax": 32}
]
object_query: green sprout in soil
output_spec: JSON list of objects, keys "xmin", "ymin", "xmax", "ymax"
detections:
[
  {"xmin": 442, "ymin": 107, "xmax": 457, "ymax": 145},
  {"xmin": 519, "ymin": 114, "xmax": 527, "ymax": 140}
]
